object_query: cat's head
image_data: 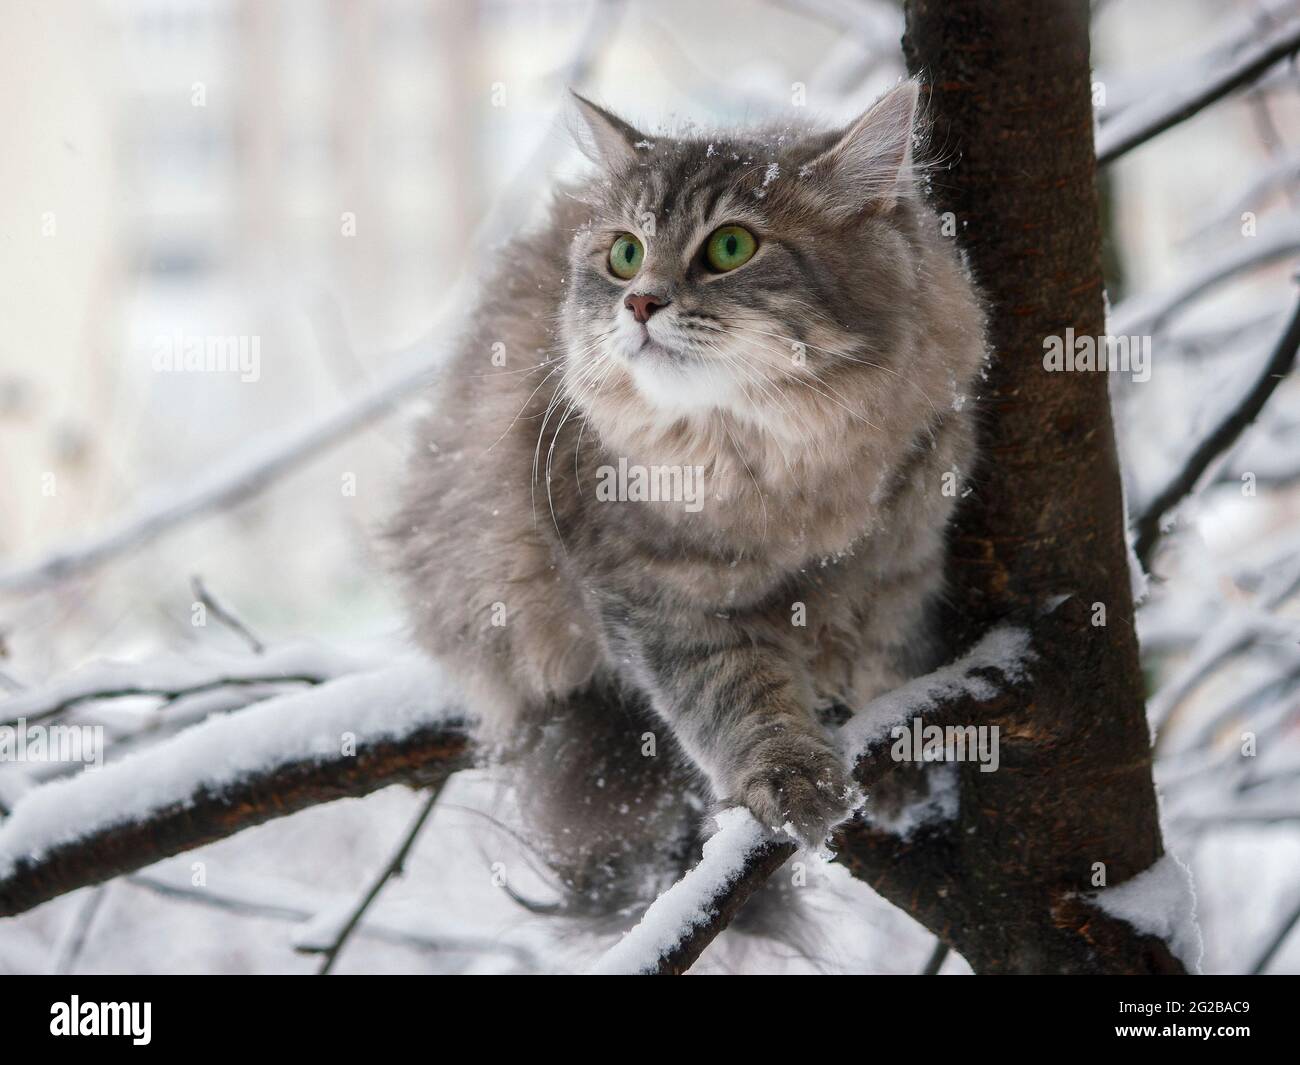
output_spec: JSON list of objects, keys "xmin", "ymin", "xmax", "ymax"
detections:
[{"xmin": 558, "ymin": 81, "xmax": 962, "ymax": 458}]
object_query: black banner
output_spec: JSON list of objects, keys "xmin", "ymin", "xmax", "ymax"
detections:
[{"xmin": 0, "ymin": 974, "xmax": 1289, "ymax": 1051}]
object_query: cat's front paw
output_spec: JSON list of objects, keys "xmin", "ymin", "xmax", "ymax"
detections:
[{"xmin": 730, "ymin": 733, "xmax": 852, "ymax": 847}]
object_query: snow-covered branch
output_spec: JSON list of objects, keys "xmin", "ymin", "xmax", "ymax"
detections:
[
  {"xmin": 0, "ymin": 625, "xmax": 1032, "ymax": 976},
  {"xmin": 0, "ymin": 661, "xmax": 474, "ymax": 917},
  {"xmin": 1052, "ymin": 854, "xmax": 1201, "ymax": 975},
  {"xmin": 588, "ymin": 808, "xmax": 797, "ymax": 975},
  {"xmin": 0, "ymin": 640, "xmax": 379, "ymax": 730}
]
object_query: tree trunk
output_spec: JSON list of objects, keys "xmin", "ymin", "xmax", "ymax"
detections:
[{"xmin": 834, "ymin": 0, "xmax": 1184, "ymax": 974}]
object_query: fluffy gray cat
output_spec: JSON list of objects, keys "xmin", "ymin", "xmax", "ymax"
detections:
[{"xmin": 388, "ymin": 80, "xmax": 987, "ymax": 913}]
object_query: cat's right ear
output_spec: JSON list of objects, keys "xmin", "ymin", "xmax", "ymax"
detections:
[{"xmin": 568, "ymin": 91, "xmax": 645, "ymax": 170}]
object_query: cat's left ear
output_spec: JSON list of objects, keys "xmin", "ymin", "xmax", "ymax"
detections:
[
  {"xmin": 808, "ymin": 80, "xmax": 920, "ymax": 215},
  {"xmin": 568, "ymin": 91, "xmax": 647, "ymax": 171}
]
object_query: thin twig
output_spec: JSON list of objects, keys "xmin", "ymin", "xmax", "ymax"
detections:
[
  {"xmin": 1189, "ymin": 150, "xmax": 1300, "ymax": 243},
  {"xmin": 1134, "ymin": 288, "xmax": 1300, "ymax": 567},
  {"xmin": 1, "ymin": 672, "xmax": 330, "ymax": 732},
  {"xmin": 921, "ymin": 938, "xmax": 950, "ymax": 975},
  {"xmin": 127, "ymin": 871, "xmax": 537, "ymax": 967},
  {"xmin": 50, "ymin": 884, "xmax": 109, "ymax": 975},
  {"xmin": 1148, "ymin": 559, "xmax": 1300, "ymax": 739},
  {"xmin": 190, "ymin": 575, "xmax": 265, "ymax": 654},
  {"xmin": 1250, "ymin": 891, "xmax": 1300, "ymax": 974},
  {"xmin": 310, "ymin": 783, "xmax": 446, "ymax": 975}
]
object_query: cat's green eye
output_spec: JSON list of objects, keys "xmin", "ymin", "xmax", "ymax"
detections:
[
  {"xmin": 609, "ymin": 234, "xmax": 645, "ymax": 279},
  {"xmin": 704, "ymin": 225, "xmax": 757, "ymax": 273}
]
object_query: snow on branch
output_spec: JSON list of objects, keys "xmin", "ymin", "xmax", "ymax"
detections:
[
  {"xmin": 837, "ymin": 624, "xmax": 1033, "ymax": 785},
  {"xmin": 1053, "ymin": 853, "xmax": 1203, "ymax": 975},
  {"xmin": 587, "ymin": 625, "xmax": 1035, "ymax": 975},
  {"xmin": 589, "ymin": 808, "xmax": 798, "ymax": 975},
  {"xmin": 0, "ymin": 661, "xmax": 474, "ymax": 916},
  {"xmin": 0, "ymin": 639, "xmax": 380, "ymax": 729},
  {"xmin": 1090, "ymin": 854, "xmax": 1202, "ymax": 971}
]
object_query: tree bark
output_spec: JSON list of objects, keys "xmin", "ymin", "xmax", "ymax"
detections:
[
  {"xmin": 833, "ymin": 0, "xmax": 1183, "ymax": 974},
  {"xmin": 0, "ymin": 723, "xmax": 473, "ymax": 918}
]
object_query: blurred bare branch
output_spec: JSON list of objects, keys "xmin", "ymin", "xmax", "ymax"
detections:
[
  {"xmin": 190, "ymin": 575, "xmax": 264, "ymax": 654},
  {"xmin": 0, "ymin": 336, "xmax": 442, "ymax": 595},
  {"xmin": 0, "ymin": 0, "xmax": 629, "ymax": 598},
  {"xmin": 127, "ymin": 869, "xmax": 537, "ymax": 969},
  {"xmin": 49, "ymin": 884, "xmax": 108, "ymax": 975},
  {"xmin": 0, "ymin": 640, "xmax": 371, "ymax": 731},
  {"xmin": 1250, "ymin": 891, "xmax": 1300, "ymax": 974},
  {"xmin": 1134, "ymin": 289, "xmax": 1300, "ymax": 567},
  {"xmin": 1097, "ymin": 15, "xmax": 1300, "ymax": 164},
  {"xmin": 1149, "ymin": 552, "xmax": 1300, "ymax": 738},
  {"xmin": 306, "ymin": 783, "xmax": 445, "ymax": 975},
  {"xmin": 1187, "ymin": 151, "xmax": 1300, "ymax": 244},
  {"xmin": 1109, "ymin": 220, "xmax": 1300, "ymax": 337}
]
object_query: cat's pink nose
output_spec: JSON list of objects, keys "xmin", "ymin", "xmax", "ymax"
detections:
[{"xmin": 624, "ymin": 293, "xmax": 669, "ymax": 323}]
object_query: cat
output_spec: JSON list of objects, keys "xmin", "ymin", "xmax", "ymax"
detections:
[{"xmin": 386, "ymin": 80, "xmax": 987, "ymax": 914}]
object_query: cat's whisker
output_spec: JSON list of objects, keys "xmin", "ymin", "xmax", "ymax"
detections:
[
  {"xmin": 727, "ymin": 337, "xmax": 886, "ymax": 434},
  {"xmin": 720, "ymin": 336, "xmax": 833, "ymax": 459},
  {"xmin": 533, "ymin": 349, "xmax": 610, "ymax": 519},
  {"xmin": 571, "ymin": 357, "xmax": 618, "ymax": 491},
  {"xmin": 496, "ymin": 340, "xmax": 610, "ymax": 462},
  {"xmin": 566, "ymin": 367, "xmax": 609, "ymax": 490},
  {"xmin": 543, "ymin": 397, "xmax": 583, "ymax": 548},
  {"xmin": 464, "ymin": 357, "xmax": 565, "ymax": 380},
  {"xmin": 487, "ymin": 362, "xmax": 567, "ymax": 454},
  {"xmin": 544, "ymin": 351, "xmax": 614, "ymax": 533}
]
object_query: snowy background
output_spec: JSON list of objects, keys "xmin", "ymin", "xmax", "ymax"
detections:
[{"xmin": 1, "ymin": 0, "xmax": 1298, "ymax": 974}]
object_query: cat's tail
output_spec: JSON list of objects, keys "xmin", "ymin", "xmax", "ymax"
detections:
[
  {"xmin": 497, "ymin": 676, "xmax": 825, "ymax": 959},
  {"xmin": 502, "ymin": 676, "xmax": 703, "ymax": 923}
]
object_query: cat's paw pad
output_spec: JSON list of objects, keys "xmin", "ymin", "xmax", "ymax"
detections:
[{"xmin": 733, "ymin": 740, "xmax": 851, "ymax": 847}]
